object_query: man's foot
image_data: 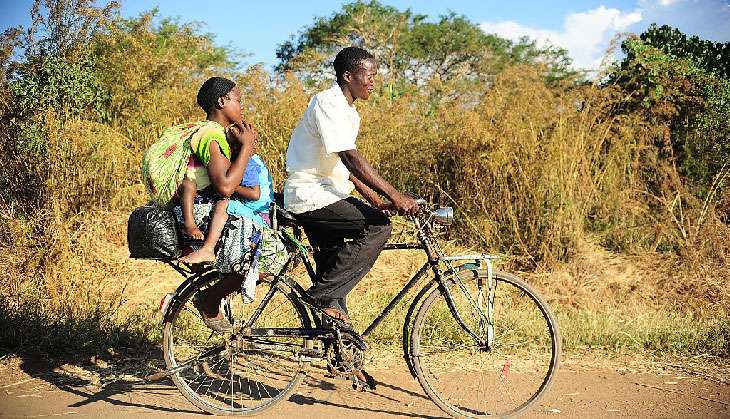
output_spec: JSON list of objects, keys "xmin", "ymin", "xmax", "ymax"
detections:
[
  {"xmin": 192, "ymin": 293, "xmax": 232, "ymax": 333},
  {"xmin": 353, "ymin": 369, "xmax": 377, "ymax": 391},
  {"xmin": 322, "ymin": 307, "xmax": 353, "ymax": 326},
  {"xmin": 179, "ymin": 247, "xmax": 215, "ymax": 264},
  {"xmin": 182, "ymin": 223, "xmax": 205, "ymax": 240}
]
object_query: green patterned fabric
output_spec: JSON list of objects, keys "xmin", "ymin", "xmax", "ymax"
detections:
[
  {"xmin": 192, "ymin": 126, "xmax": 229, "ymax": 165},
  {"xmin": 141, "ymin": 121, "xmax": 220, "ymax": 207},
  {"xmin": 258, "ymin": 227, "xmax": 288, "ymax": 275}
]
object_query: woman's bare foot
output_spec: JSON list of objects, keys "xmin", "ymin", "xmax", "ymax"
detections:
[
  {"xmin": 179, "ymin": 247, "xmax": 215, "ymax": 264},
  {"xmin": 182, "ymin": 223, "xmax": 204, "ymax": 240}
]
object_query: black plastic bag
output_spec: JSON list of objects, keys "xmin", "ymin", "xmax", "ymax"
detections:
[{"xmin": 127, "ymin": 205, "xmax": 181, "ymax": 259}]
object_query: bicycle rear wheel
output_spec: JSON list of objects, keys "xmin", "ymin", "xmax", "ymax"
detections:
[
  {"xmin": 162, "ymin": 274, "xmax": 310, "ymax": 416},
  {"xmin": 409, "ymin": 270, "xmax": 560, "ymax": 418}
]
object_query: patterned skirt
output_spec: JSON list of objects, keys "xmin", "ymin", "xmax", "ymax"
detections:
[{"xmin": 172, "ymin": 192, "xmax": 287, "ymax": 302}]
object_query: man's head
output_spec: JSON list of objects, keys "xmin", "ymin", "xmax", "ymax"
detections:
[
  {"xmin": 334, "ymin": 47, "xmax": 377, "ymax": 101},
  {"xmin": 197, "ymin": 76, "xmax": 242, "ymax": 124}
]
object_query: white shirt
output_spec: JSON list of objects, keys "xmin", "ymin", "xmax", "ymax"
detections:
[{"xmin": 284, "ymin": 84, "xmax": 360, "ymax": 214}]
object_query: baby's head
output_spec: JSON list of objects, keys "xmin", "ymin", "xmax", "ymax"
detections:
[{"xmin": 197, "ymin": 77, "xmax": 242, "ymax": 125}]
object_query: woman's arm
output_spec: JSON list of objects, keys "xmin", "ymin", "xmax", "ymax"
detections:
[{"xmin": 207, "ymin": 122, "xmax": 257, "ymax": 197}]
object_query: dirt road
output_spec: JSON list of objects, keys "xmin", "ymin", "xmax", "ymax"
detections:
[{"xmin": 0, "ymin": 354, "xmax": 727, "ymax": 419}]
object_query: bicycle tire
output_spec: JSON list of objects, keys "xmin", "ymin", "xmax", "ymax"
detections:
[
  {"xmin": 409, "ymin": 269, "xmax": 561, "ymax": 418},
  {"xmin": 162, "ymin": 273, "xmax": 310, "ymax": 416}
]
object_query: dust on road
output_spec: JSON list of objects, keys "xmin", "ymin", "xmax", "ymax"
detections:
[{"xmin": 0, "ymin": 354, "xmax": 727, "ymax": 418}]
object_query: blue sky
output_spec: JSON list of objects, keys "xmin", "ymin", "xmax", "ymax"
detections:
[{"xmin": 1, "ymin": 0, "xmax": 729, "ymax": 71}]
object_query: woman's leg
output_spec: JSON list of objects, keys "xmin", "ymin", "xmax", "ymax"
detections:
[
  {"xmin": 195, "ymin": 272, "xmax": 244, "ymax": 317},
  {"xmin": 180, "ymin": 199, "xmax": 229, "ymax": 264}
]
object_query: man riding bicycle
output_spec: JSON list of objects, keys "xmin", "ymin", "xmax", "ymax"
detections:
[{"xmin": 283, "ymin": 46, "xmax": 419, "ymax": 326}]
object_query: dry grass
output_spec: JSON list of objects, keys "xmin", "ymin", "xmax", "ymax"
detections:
[{"xmin": 1, "ymin": 64, "xmax": 728, "ymax": 361}]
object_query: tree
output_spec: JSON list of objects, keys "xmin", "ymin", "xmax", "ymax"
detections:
[
  {"xmin": 640, "ymin": 23, "xmax": 730, "ymax": 80},
  {"xmin": 275, "ymin": 0, "xmax": 575, "ymax": 87},
  {"xmin": 609, "ymin": 26, "xmax": 730, "ymax": 202}
]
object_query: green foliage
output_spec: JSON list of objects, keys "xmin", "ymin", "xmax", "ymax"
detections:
[
  {"xmin": 613, "ymin": 29, "xmax": 730, "ymax": 201},
  {"xmin": 0, "ymin": 1, "xmax": 116, "ymax": 213},
  {"xmin": 91, "ymin": 10, "xmax": 237, "ymax": 144},
  {"xmin": 8, "ymin": 54, "xmax": 110, "ymax": 124},
  {"xmin": 640, "ymin": 23, "xmax": 730, "ymax": 80},
  {"xmin": 275, "ymin": 0, "xmax": 576, "ymax": 86},
  {"xmin": 0, "ymin": 53, "xmax": 110, "ymax": 211}
]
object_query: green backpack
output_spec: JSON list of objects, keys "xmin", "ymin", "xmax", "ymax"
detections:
[{"xmin": 141, "ymin": 121, "xmax": 214, "ymax": 207}]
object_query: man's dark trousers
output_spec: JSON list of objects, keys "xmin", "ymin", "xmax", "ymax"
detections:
[{"xmin": 296, "ymin": 196, "xmax": 392, "ymax": 313}]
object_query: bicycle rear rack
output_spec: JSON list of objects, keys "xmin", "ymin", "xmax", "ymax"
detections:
[{"xmin": 443, "ymin": 254, "xmax": 500, "ymax": 348}]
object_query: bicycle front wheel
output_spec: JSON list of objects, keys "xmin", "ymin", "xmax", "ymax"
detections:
[
  {"xmin": 410, "ymin": 270, "xmax": 560, "ymax": 418},
  {"xmin": 162, "ymin": 274, "xmax": 310, "ymax": 416}
]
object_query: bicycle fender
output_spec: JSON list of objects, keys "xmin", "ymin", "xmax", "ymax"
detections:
[{"xmin": 402, "ymin": 279, "xmax": 439, "ymax": 378}]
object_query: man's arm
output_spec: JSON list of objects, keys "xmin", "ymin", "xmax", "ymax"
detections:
[
  {"xmin": 339, "ymin": 149, "xmax": 418, "ymax": 215},
  {"xmin": 350, "ymin": 174, "xmax": 384, "ymax": 207}
]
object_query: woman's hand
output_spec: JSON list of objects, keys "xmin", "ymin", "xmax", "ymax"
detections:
[{"xmin": 228, "ymin": 121, "xmax": 258, "ymax": 150}]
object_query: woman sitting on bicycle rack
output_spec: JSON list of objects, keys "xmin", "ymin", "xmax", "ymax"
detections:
[
  {"xmin": 170, "ymin": 78, "xmax": 285, "ymax": 333},
  {"xmin": 283, "ymin": 46, "xmax": 419, "ymax": 325}
]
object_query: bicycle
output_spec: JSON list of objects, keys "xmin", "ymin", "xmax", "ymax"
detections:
[{"xmin": 147, "ymin": 199, "xmax": 561, "ymax": 418}]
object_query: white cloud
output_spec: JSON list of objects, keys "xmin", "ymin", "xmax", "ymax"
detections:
[
  {"xmin": 480, "ymin": 6, "xmax": 643, "ymax": 71},
  {"xmin": 633, "ymin": 0, "xmax": 730, "ymax": 43},
  {"xmin": 481, "ymin": 1, "xmax": 730, "ymax": 72}
]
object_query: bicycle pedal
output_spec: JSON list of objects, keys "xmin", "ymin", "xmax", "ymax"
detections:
[
  {"xmin": 341, "ymin": 331, "xmax": 368, "ymax": 351},
  {"xmin": 325, "ymin": 364, "xmax": 349, "ymax": 380},
  {"xmin": 351, "ymin": 370, "xmax": 376, "ymax": 391}
]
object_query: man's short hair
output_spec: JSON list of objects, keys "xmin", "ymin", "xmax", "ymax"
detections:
[
  {"xmin": 333, "ymin": 47, "xmax": 375, "ymax": 86},
  {"xmin": 197, "ymin": 77, "xmax": 236, "ymax": 112}
]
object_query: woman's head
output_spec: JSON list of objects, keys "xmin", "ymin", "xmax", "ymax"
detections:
[
  {"xmin": 197, "ymin": 77, "xmax": 242, "ymax": 125},
  {"xmin": 334, "ymin": 47, "xmax": 377, "ymax": 101}
]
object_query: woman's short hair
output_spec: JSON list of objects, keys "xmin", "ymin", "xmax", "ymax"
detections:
[
  {"xmin": 333, "ymin": 47, "xmax": 374, "ymax": 86},
  {"xmin": 197, "ymin": 77, "xmax": 236, "ymax": 112}
]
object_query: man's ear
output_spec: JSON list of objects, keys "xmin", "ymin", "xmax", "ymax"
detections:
[{"xmin": 342, "ymin": 70, "xmax": 352, "ymax": 84}]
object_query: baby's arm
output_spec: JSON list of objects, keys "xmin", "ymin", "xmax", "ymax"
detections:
[{"xmin": 234, "ymin": 184, "xmax": 260, "ymax": 202}]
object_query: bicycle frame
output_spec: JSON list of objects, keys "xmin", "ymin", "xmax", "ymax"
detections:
[
  {"xmin": 154, "ymin": 209, "xmax": 502, "ymax": 381},
  {"xmin": 243, "ymin": 214, "xmax": 499, "ymax": 351}
]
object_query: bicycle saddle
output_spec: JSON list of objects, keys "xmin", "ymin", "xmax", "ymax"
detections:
[{"xmin": 272, "ymin": 192, "xmax": 299, "ymax": 227}]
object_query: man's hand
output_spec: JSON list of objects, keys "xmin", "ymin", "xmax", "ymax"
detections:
[
  {"xmin": 389, "ymin": 191, "xmax": 419, "ymax": 216},
  {"xmin": 228, "ymin": 121, "xmax": 258, "ymax": 150},
  {"xmin": 376, "ymin": 201, "xmax": 397, "ymax": 217}
]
